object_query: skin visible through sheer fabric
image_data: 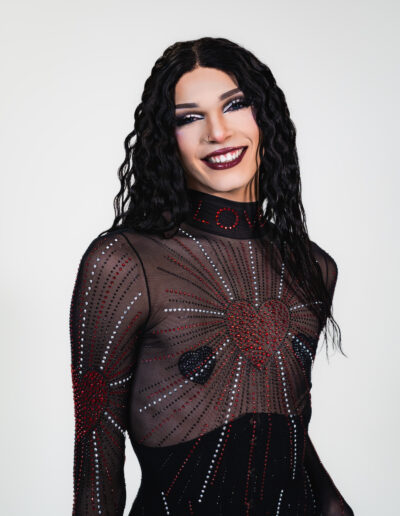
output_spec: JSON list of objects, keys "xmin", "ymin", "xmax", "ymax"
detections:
[{"xmin": 70, "ymin": 65, "xmax": 353, "ymax": 515}]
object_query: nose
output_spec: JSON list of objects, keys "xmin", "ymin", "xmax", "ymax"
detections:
[{"xmin": 204, "ymin": 112, "xmax": 233, "ymax": 143}]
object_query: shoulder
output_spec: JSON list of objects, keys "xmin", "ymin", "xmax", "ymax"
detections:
[
  {"xmin": 70, "ymin": 228, "xmax": 151, "ymax": 334},
  {"xmin": 309, "ymin": 239, "xmax": 339, "ymax": 297},
  {"xmin": 79, "ymin": 227, "xmax": 150, "ymax": 263},
  {"xmin": 309, "ymin": 240, "xmax": 338, "ymax": 271},
  {"xmin": 74, "ymin": 227, "xmax": 153, "ymax": 283}
]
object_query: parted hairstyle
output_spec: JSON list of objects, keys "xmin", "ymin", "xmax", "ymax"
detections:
[{"xmin": 99, "ymin": 36, "xmax": 344, "ymax": 358}]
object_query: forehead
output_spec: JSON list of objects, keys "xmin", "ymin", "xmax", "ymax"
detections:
[{"xmin": 174, "ymin": 67, "xmax": 238, "ymax": 103}]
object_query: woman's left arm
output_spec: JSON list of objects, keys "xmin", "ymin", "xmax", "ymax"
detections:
[
  {"xmin": 307, "ymin": 242, "xmax": 354, "ymax": 515},
  {"xmin": 304, "ymin": 433, "xmax": 354, "ymax": 515}
]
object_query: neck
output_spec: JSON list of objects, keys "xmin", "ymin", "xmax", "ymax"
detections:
[{"xmin": 183, "ymin": 188, "xmax": 269, "ymax": 239}]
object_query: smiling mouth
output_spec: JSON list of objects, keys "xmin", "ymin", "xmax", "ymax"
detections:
[
  {"xmin": 203, "ymin": 147, "xmax": 246, "ymax": 163},
  {"xmin": 201, "ymin": 146, "xmax": 247, "ymax": 170}
]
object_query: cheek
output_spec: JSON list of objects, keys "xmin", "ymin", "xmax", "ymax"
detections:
[
  {"xmin": 235, "ymin": 110, "xmax": 260, "ymax": 141},
  {"xmin": 175, "ymin": 130, "xmax": 196, "ymax": 162},
  {"xmin": 174, "ymin": 130, "xmax": 185, "ymax": 151}
]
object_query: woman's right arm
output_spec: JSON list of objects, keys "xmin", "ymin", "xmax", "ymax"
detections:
[{"xmin": 69, "ymin": 232, "xmax": 149, "ymax": 515}]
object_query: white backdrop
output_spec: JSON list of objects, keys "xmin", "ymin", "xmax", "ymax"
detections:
[{"xmin": 1, "ymin": 0, "xmax": 398, "ymax": 514}]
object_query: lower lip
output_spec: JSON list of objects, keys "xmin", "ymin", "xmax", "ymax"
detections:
[{"xmin": 201, "ymin": 147, "xmax": 247, "ymax": 170}]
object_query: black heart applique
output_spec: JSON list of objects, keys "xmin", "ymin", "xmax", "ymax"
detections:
[{"xmin": 178, "ymin": 345, "xmax": 216, "ymax": 385}]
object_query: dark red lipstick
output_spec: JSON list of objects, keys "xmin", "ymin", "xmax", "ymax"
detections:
[{"xmin": 201, "ymin": 146, "xmax": 247, "ymax": 170}]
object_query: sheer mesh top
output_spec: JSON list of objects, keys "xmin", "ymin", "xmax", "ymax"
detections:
[{"xmin": 70, "ymin": 188, "xmax": 352, "ymax": 515}]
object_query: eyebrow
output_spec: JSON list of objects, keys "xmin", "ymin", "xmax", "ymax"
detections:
[{"xmin": 175, "ymin": 87, "xmax": 242, "ymax": 109}]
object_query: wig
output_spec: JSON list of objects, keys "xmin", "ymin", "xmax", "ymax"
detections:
[{"xmin": 99, "ymin": 36, "xmax": 344, "ymax": 358}]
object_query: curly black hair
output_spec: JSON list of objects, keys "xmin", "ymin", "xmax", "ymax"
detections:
[{"xmin": 99, "ymin": 36, "xmax": 344, "ymax": 358}]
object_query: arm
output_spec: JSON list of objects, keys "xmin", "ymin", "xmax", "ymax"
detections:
[
  {"xmin": 70, "ymin": 232, "xmax": 149, "ymax": 515},
  {"xmin": 306, "ymin": 243, "xmax": 354, "ymax": 515},
  {"xmin": 311, "ymin": 240, "xmax": 338, "ymax": 307},
  {"xmin": 304, "ymin": 433, "xmax": 354, "ymax": 515}
]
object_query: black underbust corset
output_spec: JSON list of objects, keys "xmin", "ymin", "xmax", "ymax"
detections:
[{"xmin": 70, "ymin": 188, "xmax": 346, "ymax": 515}]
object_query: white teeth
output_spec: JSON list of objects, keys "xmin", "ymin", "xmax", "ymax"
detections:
[{"xmin": 207, "ymin": 147, "xmax": 244, "ymax": 164}]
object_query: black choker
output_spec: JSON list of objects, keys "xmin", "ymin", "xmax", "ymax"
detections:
[{"xmin": 182, "ymin": 188, "xmax": 269, "ymax": 239}]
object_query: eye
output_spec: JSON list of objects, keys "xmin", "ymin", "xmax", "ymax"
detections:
[
  {"xmin": 223, "ymin": 96, "xmax": 252, "ymax": 113},
  {"xmin": 174, "ymin": 95, "xmax": 252, "ymax": 127},
  {"xmin": 174, "ymin": 114, "xmax": 202, "ymax": 127}
]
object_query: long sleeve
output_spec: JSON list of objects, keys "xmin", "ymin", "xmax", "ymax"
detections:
[
  {"xmin": 305, "ymin": 243, "xmax": 354, "ymax": 515},
  {"xmin": 304, "ymin": 435, "xmax": 354, "ymax": 515},
  {"xmin": 69, "ymin": 232, "xmax": 150, "ymax": 515}
]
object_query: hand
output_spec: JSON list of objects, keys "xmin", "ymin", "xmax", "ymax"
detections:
[{"xmin": 321, "ymin": 497, "xmax": 354, "ymax": 516}]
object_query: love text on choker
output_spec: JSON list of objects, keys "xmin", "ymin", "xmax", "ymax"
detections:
[{"xmin": 191, "ymin": 200, "xmax": 266, "ymax": 232}]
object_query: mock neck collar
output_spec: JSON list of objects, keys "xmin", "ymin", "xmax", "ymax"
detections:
[{"xmin": 182, "ymin": 188, "xmax": 269, "ymax": 239}]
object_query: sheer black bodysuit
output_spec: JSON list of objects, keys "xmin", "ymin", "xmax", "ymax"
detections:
[{"xmin": 70, "ymin": 188, "xmax": 351, "ymax": 515}]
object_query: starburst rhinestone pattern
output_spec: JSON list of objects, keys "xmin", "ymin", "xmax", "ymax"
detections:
[{"xmin": 69, "ymin": 189, "xmax": 346, "ymax": 515}]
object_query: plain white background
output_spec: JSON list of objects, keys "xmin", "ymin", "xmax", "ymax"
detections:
[{"xmin": 1, "ymin": 0, "xmax": 398, "ymax": 514}]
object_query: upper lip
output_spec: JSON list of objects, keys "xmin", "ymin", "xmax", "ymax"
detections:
[{"xmin": 202, "ymin": 146, "xmax": 246, "ymax": 160}]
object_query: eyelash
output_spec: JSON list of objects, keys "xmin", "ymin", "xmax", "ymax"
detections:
[{"xmin": 174, "ymin": 96, "xmax": 252, "ymax": 127}]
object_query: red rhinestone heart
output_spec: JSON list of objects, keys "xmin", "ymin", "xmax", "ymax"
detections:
[
  {"xmin": 72, "ymin": 368, "xmax": 108, "ymax": 441},
  {"xmin": 225, "ymin": 299, "xmax": 290, "ymax": 369}
]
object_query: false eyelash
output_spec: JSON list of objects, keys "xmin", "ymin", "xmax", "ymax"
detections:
[{"xmin": 174, "ymin": 96, "xmax": 252, "ymax": 127}]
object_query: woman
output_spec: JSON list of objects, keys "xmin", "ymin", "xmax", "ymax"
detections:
[{"xmin": 70, "ymin": 37, "xmax": 354, "ymax": 515}]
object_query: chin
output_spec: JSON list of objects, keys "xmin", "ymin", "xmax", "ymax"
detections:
[{"xmin": 197, "ymin": 177, "xmax": 255, "ymax": 194}]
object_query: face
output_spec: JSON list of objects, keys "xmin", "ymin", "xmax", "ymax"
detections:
[{"xmin": 174, "ymin": 66, "xmax": 261, "ymax": 202}]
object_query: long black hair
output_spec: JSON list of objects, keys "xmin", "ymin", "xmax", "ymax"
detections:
[{"xmin": 99, "ymin": 36, "xmax": 344, "ymax": 358}]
